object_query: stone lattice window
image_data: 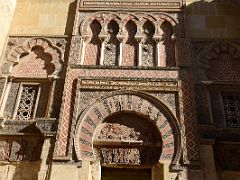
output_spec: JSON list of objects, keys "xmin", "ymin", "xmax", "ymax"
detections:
[
  {"xmin": 15, "ymin": 85, "xmax": 40, "ymax": 120},
  {"xmin": 222, "ymin": 94, "xmax": 240, "ymax": 127}
]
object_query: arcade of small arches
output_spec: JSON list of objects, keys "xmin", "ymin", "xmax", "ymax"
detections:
[{"xmin": 79, "ymin": 13, "xmax": 177, "ymax": 67}]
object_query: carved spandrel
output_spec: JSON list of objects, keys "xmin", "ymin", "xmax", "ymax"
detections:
[
  {"xmin": 151, "ymin": 92, "xmax": 177, "ymax": 116},
  {"xmin": 78, "ymin": 91, "xmax": 111, "ymax": 114}
]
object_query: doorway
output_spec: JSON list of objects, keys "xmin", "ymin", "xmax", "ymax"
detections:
[{"xmin": 101, "ymin": 167, "xmax": 151, "ymax": 180}]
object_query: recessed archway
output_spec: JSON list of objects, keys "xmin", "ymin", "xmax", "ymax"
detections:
[{"xmin": 74, "ymin": 91, "xmax": 182, "ymax": 167}]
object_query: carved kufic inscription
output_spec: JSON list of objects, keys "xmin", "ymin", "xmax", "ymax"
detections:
[
  {"xmin": 78, "ymin": 78, "xmax": 178, "ymax": 91},
  {"xmin": 80, "ymin": 0, "xmax": 182, "ymax": 9}
]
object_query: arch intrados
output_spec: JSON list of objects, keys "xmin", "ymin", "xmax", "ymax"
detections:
[
  {"xmin": 145, "ymin": 14, "xmax": 157, "ymax": 22},
  {"xmin": 142, "ymin": 19, "xmax": 156, "ymax": 36},
  {"xmin": 158, "ymin": 13, "xmax": 177, "ymax": 27},
  {"xmin": 31, "ymin": 45, "xmax": 52, "ymax": 57},
  {"xmin": 105, "ymin": 13, "xmax": 121, "ymax": 24},
  {"xmin": 125, "ymin": 19, "xmax": 137, "ymax": 26},
  {"xmin": 123, "ymin": 14, "xmax": 139, "ymax": 23},
  {"xmin": 88, "ymin": 19, "xmax": 102, "ymax": 36},
  {"xmin": 95, "ymin": 111, "xmax": 163, "ymax": 143},
  {"xmin": 81, "ymin": 16, "xmax": 104, "ymax": 35},
  {"xmin": 125, "ymin": 20, "xmax": 137, "ymax": 36},
  {"xmin": 160, "ymin": 21, "xmax": 174, "ymax": 36}
]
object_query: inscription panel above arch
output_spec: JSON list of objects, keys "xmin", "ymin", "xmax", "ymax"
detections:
[{"xmin": 78, "ymin": 0, "xmax": 185, "ymax": 11}]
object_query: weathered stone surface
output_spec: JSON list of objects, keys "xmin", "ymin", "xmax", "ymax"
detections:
[{"xmin": 1, "ymin": 0, "xmax": 240, "ymax": 179}]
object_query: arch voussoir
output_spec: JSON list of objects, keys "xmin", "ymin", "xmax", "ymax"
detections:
[{"xmin": 75, "ymin": 92, "xmax": 181, "ymax": 165}]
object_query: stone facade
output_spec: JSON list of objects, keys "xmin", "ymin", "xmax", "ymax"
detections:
[{"xmin": 0, "ymin": 0, "xmax": 239, "ymax": 180}]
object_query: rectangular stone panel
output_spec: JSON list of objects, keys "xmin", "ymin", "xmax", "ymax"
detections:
[
  {"xmin": 79, "ymin": 0, "xmax": 184, "ymax": 11},
  {"xmin": 4, "ymin": 82, "xmax": 20, "ymax": 119}
]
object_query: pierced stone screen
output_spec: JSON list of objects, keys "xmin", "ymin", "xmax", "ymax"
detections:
[
  {"xmin": 16, "ymin": 85, "xmax": 39, "ymax": 120},
  {"xmin": 222, "ymin": 95, "xmax": 240, "ymax": 127}
]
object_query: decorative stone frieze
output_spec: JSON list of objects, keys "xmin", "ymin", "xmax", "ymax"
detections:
[{"xmin": 78, "ymin": 0, "xmax": 185, "ymax": 11}]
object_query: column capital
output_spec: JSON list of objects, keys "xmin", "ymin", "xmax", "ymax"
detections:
[
  {"xmin": 153, "ymin": 35, "xmax": 163, "ymax": 43},
  {"xmin": 99, "ymin": 35, "xmax": 109, "ymax": 42}
]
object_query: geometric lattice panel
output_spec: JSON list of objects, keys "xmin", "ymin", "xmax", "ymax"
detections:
[
  {"xmin": 222, "ymin": 94, "xmax": 240, "ymax": 127},
  {"xmin": 16, "ymin": 85, "xmax": 39, "ymax": 121}
]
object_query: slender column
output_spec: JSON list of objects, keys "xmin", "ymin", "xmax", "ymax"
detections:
[
  {"xmin": 80, "ymin": 36, "xmax": 88, "ymax": 65},
  {"xmin": 118, "ymin": 38, "xmax": 123, "ymax": 66},
  {"xmin": 99, "ymin": 37, "xmax": 107, "ymax": 65},
  {"xmin": 0, "ymin": 77, "xmax": 12, "ymax": 117},
  {"xmin": 136, "ymin": 37, "xmax": 143, "ymax": 66},
  {"xmin": 154, "ymin": 36, "xmax": 162, "ymax": 67},
  {"xmin": 45, "ymin": 78, "xmax": 56, "ymax": 118},
  {"xmin": 0, "ymin": 77, "xmax": 8, "ymax": 112},
  {"xmin": 158, "ymin": 39, "xmax": 167, "ymax": 67},
  {"xmin": 171, "ymin": 35, "xmax": 177, "ymax": 67}
]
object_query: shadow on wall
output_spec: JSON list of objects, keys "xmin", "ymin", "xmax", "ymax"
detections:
[
  {"xmin": 65, "ymin": 1, "xmax": 77, "ymax": 35},
  {"xmin": 12, "ymin": 162, "xmax": 41, "ymax": 180},
  {"xmin": 185, "ymin": 0, "xmax": 240, "ymax": 39},
  {"xmin": 183, "ymin": 0, "xmax": 240, "ymax": 180}
]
